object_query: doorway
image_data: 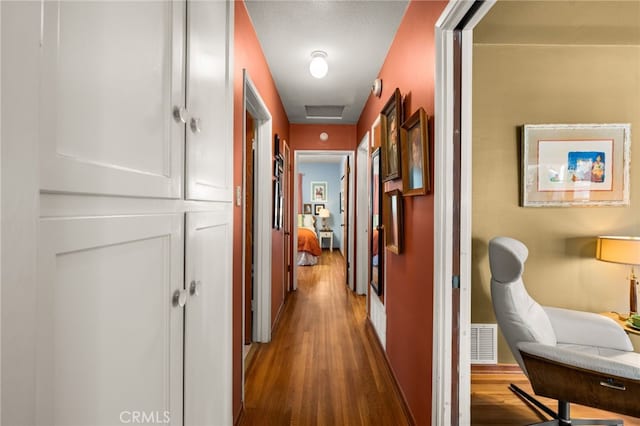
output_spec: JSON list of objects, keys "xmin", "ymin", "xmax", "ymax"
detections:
[
  {"xmin": 356, "ymin": 135, "xmax": 370, "ymax": 296},
  {"xmin": 292, "ymin": 150, "xmax": 355, "ymax": 291}
]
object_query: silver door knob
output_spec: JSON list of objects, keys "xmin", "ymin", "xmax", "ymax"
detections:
[
  {"xmin": 173, "ymin": 106, "xmax": 187, "ymax": 124},
  {"xmin": 172, "ymin": 289, "xmax": 188, "ymax": 307},
  {"xmin": 190, "ymin": 117, "xmax": 201, "ymax": 133},
  {"xmin": 189, "ymin": 280, "xmax": 202, "ymax": 296}
]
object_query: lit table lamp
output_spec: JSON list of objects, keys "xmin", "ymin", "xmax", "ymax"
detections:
[
  {"xmin": 318, "ymin": 208, "xmax": 330, "ymax": 231},
  {"xmin": 596, "ymin": 236, "xmax": 640, "ymax": 316}
]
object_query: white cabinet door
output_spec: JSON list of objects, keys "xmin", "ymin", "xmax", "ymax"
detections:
[
  {"xmin": 37, "ymin": 215, "xmax": 184, "ymax": 426},
  {"xmin": 184, "ymin": 210, "xmax": 233, "ymax": 425},
  {"xmin": 185, "ymin": 1, "xmax": 234, "ymax": 202},
  {"xmin": 39, "ymin": 1, "xmax": 186, "ymax": 198}
]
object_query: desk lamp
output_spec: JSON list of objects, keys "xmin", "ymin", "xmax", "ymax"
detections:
[
  {"xmin": 596, "ymin": 236, "xmax": 640, "ymax": 316},
  {"xmin": 319, "ymin": 208, "xmax": 330, "ymax": 231}
]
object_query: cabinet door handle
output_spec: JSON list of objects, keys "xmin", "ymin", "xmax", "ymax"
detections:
[
  {"xmin": 190, "ymin": 117, "xmax": 201, "ymax": 133},
  {"xmin": 173, "ymin": 106, "xmax": 187, "ymax": 124},
  {"xmin": 172, "ymin": 289, "xmax": 188, "ymax": 307},
  {"xmin": 189, "ymin": 280, "xmax": 202, "ymax": 297}
]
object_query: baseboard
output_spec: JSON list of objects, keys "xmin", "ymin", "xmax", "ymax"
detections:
[
  {"xmin": 471, "ymin": 363, "xmax": 523, "ymax": 374},
  {"xmin": 366, "ymin": 318, "xmax": 416, "ymax": 426}
]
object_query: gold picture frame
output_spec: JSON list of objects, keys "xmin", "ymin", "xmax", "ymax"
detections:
[
  {"xmin": 401, "ymin": 108, "xmax": 430, "ymax": 196},
  {"xmin": 380, "ymin": 88, "xmax": 402, "ymax": 182}
]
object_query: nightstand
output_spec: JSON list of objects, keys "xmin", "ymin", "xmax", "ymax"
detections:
[{"xmin": 318, "ymin": 230, "xmax": 333, "ymax": 252}]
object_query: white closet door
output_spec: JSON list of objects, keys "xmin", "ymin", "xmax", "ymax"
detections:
[
  {"xmin": 39, "ymin": 1, "xmax": 186, "ymax": 198},
  {"xmin": 37, "ymin": 215, "xmax": 184, "ymax": 426},
  {"xmin": 185, "ymin": 210, "xmax": 233, "ymax": 425},
  {"xmin": 185, "ymin": 0, "xmax": 234, "ymax": 202}
]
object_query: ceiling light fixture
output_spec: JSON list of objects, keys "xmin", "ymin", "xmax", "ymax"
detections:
[{"xmin": 309, "ymin": 51, "xmax": 328, "ymax": 79}]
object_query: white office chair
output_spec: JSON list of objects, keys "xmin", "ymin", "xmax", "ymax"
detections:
[{"xmin": 489, "ymin": 236, "xmax": 640, "ymax": 425}]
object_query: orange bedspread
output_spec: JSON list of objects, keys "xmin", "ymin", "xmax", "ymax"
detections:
[{"xmin": 298, "ymin": 228, "xmax": 322, "ymax": 256}]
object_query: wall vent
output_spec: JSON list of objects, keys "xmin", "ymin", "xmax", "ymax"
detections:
[
  {"xmin": 470, "ymin": 323, "xmax": 497, "ymax": 364},
  {"xmin": 305, "ymin": 105, "xmax": 344, "ymax": 120}
]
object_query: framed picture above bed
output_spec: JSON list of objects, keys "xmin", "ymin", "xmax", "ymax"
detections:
[
  {"xmin": 303, "ymin": 203, "xmax": 312, "ymax": 215},
  {"xmin": 310, "ymin": 181, "xmax": 327, "ymax": 202}
]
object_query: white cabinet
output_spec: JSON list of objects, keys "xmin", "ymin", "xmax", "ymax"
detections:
[
  {"xmin": 36, "ymin": 215, "xmax": 185, "ymax": 425},
  {"xmin": 185, "ymin": 1, "xmax": 234, "ymax": 202},
  {"xmin": 184, "ymin": 211, "xmax": 233, "ymax": 425},
  {"xmin": 11, "ymin": 0, "xmax": 236, "ymax": 425},
  {"xmin": 39, "ymin": 1, "xmax": 186, "ymax": 199}
]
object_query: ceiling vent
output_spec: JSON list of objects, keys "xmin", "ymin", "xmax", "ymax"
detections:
[{"xmin": 305, "ymin": 105, "xmax": 344, "ymax": 120}]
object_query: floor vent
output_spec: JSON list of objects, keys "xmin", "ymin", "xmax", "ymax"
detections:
[{"xmin": 470, "ymin": 323, "xmax": 497, "ymax": 364}]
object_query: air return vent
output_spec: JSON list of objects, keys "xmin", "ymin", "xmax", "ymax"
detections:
[
  {"xmin": 305, "ymin": 105, "xmax": 344, "ymax": 120},
  {"xmin": 470, "ymin": 324, "xmax": 497, "ymax": 364}
]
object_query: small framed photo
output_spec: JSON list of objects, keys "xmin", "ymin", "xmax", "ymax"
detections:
[
  {"xmin": 310, "ymin": 181, "xmax": 327, "ymax": 202},
  {"xmin": 381, "ymin": 88, "xmax": 402, "ymax": 182},
  {"xmin": 401, "ymin": 107, "xmax": 430, "ymax": 196},
  {"xmin": 303, "ymin": 203, "xmax": 312, "ymax": 215},
  {"xmin": 521, "ymin": 123, "xmax": 631, "ymax": 207},
  {"xmin": 314, "ymin": 203, "xmax": 325, "ymax": 215},
  {"xmin": 383, "ymin": 189, "xmax": 403, "ymax": 254}
]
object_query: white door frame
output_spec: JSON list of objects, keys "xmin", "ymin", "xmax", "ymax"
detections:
[
  {"xmin": 242, "ymin": 70, "xmax": 273, "ymax": 347},
  {"xmin": 432, "ymin": 1, "xmax": 495, "ymax": 425},
  {"xmin": 356, "ymin": 134, "xmax": 369, "ymax": 296},
  {"xmin": 292, "ymin": 150, "xmax": 355, "ymax": 291}
]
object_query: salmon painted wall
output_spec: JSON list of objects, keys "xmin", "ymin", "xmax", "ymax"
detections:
[
  {"xmin": 233, "ymin": 1, "xmax": 290, "ymax": 421},
  {"xmin": 356, "ymin": 1, "xmax": 447, "ymax": 424},
  {"xmin": 289, "ymin": 124, "xmax": 357, "ymax": 151}
]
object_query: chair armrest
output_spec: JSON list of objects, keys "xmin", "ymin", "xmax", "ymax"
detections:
[
  {"xmin": 518, "ymin": 341, "xmax": 640, "ymax": 380},
  {"xmin": 543, "ymin": 306, "xmax": 633, "ymax": 352}
]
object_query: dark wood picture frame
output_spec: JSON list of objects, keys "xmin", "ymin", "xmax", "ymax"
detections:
[
  {"xmin": 314, "ymin": 203, "xmax": 325, "ymax": 215},
  {"xmin": 303, "ymin": 203, "xmax": 312, "ymax": 215},
  {"xmin": 370, "ymin": 148, "xmax": 384, "ymax": 296},
  {"xmin": 383, "ymin": 189, "xmax": 403, "ymax": 254},
  {"xmin": 380, "ymin": 88, "xmax": 402, "ymax": 182},
  {"xmin": 272, "ymin": 134, "xmax": 284, "ymax": 230},
  {"xmin": 401, "ymin": 108, "xmax": 430, "ymax": 196}
]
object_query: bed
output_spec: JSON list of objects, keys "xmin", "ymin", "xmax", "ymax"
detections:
[{"xmin": 297, "ymin": 214, "xmax": 322, "ymax": 266}]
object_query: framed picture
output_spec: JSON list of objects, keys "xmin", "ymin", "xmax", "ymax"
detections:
[
  {"xmin": 521, "ymin": 123, "xmax": 631, "ymax": 207},
  {"xmin": 272, "ymin": 155, "xmax": 284, "ymax": 229},
  {"xmin": 383, "ymin": 189, "xmax": 403, "ymax": 254},
  {"xmin": 401, "ymin": 107, "xmax": 430, "ymax": 196},
  {"xmin": 381, "ymin": 88, "xmax": 402, "ymax": 182},
  {"xmin": 303, "ymin": 203, "xmax": 312, "ymax": 215},
  {"xmin": 314, "ymin": 203, "xmax": 325, "ymax": 215},
  {"xmin": 370, "ymin": 148, "xmax": 384, "ymax": 296},
  {"xmin": 310, "ymin": 181, "xmax": 327, "ymax": 202}
]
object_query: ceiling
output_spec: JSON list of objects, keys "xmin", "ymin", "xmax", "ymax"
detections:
[{"xmin": 244, "ymin": 0, "xmax": 409, "ymax": 124}]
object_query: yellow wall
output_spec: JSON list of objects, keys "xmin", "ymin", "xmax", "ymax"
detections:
[{"xmin": 472, "ymin": 42, "xmax": 640, "ymax": 363}]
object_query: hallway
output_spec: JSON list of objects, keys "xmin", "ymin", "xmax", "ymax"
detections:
[{"xmin": 240, "ymin": 251, "xmax": 410, "ymax": 425}]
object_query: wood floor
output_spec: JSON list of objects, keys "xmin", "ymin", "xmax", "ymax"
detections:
[
  {"xmin": 471, "ymin": 367, "xmax": 640, "ymax": 425},
  {"xmin": 240, "ymin": 250, "xmax": 409, "ymax": 426}
]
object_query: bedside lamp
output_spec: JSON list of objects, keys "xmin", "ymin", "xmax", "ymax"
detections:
[
  {"xmin": 596, "ymin": 236, "xmax": 640, "ymax": 316},
  {"xmin": 318, "ymin": 208, "xmax": 330, "ymax": 231}
]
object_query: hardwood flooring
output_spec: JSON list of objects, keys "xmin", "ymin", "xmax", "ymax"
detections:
[
  {"xmin": 240, "ymin": 250, "xmax": 409, "ymax": 426},
  {"xmin": 471, "ymin": 366, "xmax": 640, "ymax": 425}
]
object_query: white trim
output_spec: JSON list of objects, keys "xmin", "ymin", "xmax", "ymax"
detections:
[
  {"xmin": 356, "ymin": 135, "xmax": 369, "ymax": 296},
  {"xmin": 293, "ymin": 150, "xmax": 355, "ymax": 291},
  {"xmin": 433, "ymin": 1, "xmax": 495, "ymax": 425},
  {"xmin": 242, "ymin": 71, "xmax": 272, "ymax": 346}
]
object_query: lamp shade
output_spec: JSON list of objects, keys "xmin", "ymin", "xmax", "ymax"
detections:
[
  {"xmin": 318, "ymin": 208, "xmax": 330, "ymax": 218},
  {"xmin": 596, "ymin": 236, "xmax": 640, "ymax": 265}
]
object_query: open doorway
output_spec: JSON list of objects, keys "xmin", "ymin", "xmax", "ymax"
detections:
[
  {"xmin": 292, "ymin": 150, "xmax": 355, "ymax": 291},
  {"xmin": 356, "ymin": 134, "xmax": 370, "ymax": 296},
  {"xmin": 242, "ymin": 70, "xmax": 274, "ymax": 382}
]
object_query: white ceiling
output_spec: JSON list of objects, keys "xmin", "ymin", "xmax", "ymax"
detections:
[{"xmin": 244, "ymin": 0, "xmax": 409, "ymax": 124}]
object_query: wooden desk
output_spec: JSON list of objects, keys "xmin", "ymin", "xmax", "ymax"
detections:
[{"xmin": 600, "ymin": 312, "xmax": 640, "ymax": 336}]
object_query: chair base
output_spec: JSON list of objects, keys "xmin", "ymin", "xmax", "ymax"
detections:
[{"xmin": 509, "ymin": 384, "xmax": 624, "ymax": 426}]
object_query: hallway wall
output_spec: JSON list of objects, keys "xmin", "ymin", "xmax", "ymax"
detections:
[
  {"xmin": 233, "ymin": 1, "xmax": 290, "ymax": 421},
  {"xmin": 356, "ymin": 1, "xmax": 448, "ymax": 424},
  {"xmin": 289, "ymin": 124, "xmax": 357, "ymax": 151}
]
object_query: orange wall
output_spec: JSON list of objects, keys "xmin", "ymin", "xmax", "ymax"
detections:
[
  {"xmin": 289, "ymin": 124, "xmax": 357, "ymax": 151},
  {"xmin": 356, "ymin": 1, "xmax": 447, "ymax": 424},
  {"xmin": 233, "ymin": 1, "xmax": 290, "ymax": 421}
]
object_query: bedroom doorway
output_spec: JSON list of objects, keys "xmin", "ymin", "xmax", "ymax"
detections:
[{"xmin": 293, "ymin": 150, "xmax": 355, "ymax": 291}]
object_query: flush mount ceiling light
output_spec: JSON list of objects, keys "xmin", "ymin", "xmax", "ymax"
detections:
[{"xmin": 309, "ymin": 51, "xmax": 328, "ymax": 79}]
